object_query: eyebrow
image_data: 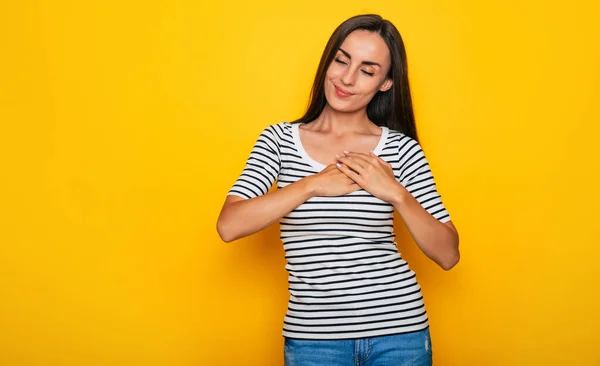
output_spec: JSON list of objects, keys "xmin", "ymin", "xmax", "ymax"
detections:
[{"xmin": 338, "ymin": 48, "xmax": 381, "ymax": 67}]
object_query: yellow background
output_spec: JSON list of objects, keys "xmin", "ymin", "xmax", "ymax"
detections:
[{"xmin": 1, "ymin": 1, "xmax": 599, "ymax": 365}]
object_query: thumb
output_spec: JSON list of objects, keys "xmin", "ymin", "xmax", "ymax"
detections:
[
  {"xmin": 370, "ymin": 150, "xmax": 382, "ymax": 160},
  {"xmin": 370, "ymin": 150, "xmax": 390, "ymax": 166}
]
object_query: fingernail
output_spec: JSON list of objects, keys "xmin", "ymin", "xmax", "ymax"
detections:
[
  {"xmin": 335, "ymin": 154, "xmax": 341, "ymax": 158},
  {"xmin": 336, "ymin": 163, "xmax": 342, "ymax": 168},
  {"xmin": 343, "ymin": 150, "xmax": 349, "ymax": 155}
]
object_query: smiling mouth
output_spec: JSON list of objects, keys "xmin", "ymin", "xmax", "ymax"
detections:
[{"xmin": 334, "ymin": 85, "xmax": 354, "ymax": 97}]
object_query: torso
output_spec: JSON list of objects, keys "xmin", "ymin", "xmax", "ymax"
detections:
[
  {"xmin": 227, "ymin": 121, "xmax": 452, "ymax": 340},
  {"xmin": 298, "ymin": 123, "xmax": 385, "ymax": 166}
]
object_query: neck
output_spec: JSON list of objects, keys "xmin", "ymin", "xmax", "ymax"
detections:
[{"xmin": 311, "ymin": 105, "xmax": 375, "ymax": 135}]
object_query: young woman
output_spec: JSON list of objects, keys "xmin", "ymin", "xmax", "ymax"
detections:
[{"xmin": 217, "ymin": 13, "xmax": 459, "ymax": 366}]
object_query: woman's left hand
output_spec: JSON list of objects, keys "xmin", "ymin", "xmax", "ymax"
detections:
[{"xmin": 336, "ymin": 151, "xmax": 405, "ymax": 203}]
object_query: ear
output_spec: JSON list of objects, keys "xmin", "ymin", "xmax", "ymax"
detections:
[{"xmin": 379, "ymin": 78, "xmax": 393, "ymax": 92}]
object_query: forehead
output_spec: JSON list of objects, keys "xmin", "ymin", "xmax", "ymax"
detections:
[{"xmin": 338, "ymin": 30, "xmax": 390, "ymax": 64}]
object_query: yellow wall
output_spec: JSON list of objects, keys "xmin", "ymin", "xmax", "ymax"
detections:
[{"xmin": 1, "ymin": 1, "xmax": 598, "ymax": 365}]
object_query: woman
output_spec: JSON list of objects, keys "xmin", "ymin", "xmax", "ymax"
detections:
[{"xmin": 217, "ymin": 13, "xmax": 459, "ymax": 366}]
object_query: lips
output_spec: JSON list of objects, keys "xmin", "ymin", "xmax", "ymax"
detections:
[{"xmin": 334, "ymin": 85, "xmax": 354, "ymax": 98}]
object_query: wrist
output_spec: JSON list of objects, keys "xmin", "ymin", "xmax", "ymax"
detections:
[
  {"xmin": 301, "ymin": 176, "xmax": 318, "ymax": 198},
  {"xmin": 389, "ymin": 183, "xmax": 410, "ymax": 206}
]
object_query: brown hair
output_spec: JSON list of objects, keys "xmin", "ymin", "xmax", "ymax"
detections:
[{"xmin": 292, "ymin": 14, "xmax": 419, "ymax": 142}]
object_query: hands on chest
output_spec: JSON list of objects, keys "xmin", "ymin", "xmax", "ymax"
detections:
[
  {"xmin": 336, "ymin": 150, "xmax": 404, "ymax": 203},
  {"xmin": 306, "ymin": 150, "xmax": 405, "ymax": 203}
]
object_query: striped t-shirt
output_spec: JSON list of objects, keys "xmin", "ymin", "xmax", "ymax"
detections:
[{"xmin": 227, "ymin": 121, "xmax": 451, "ymax": 340}]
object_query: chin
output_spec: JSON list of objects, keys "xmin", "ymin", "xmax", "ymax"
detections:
[
  {"xmin": 324, "ymin": 91, "xmax": 356, "ymax": 113},
  {"xmin": 325, "ymin": 96, "xmax": 364, "ymax": 113},
  {"xmin": 326, "ymin": 100, "xmax": 353, "ymax": 113}
]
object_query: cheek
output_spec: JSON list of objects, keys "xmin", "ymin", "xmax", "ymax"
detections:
[
  {"xmin": 355, "ymin": 79, "xmax": 382, "ymax": 98},
  {"xmin": 326, "ymin": 64, "xmax": 343, "ymax": 80},
  {"xmin": 366, "ymin": 78, "xmax": 387, "ymax": 94}
]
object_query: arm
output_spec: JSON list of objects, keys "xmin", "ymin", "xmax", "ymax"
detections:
[
  {"xmin": 390, "ymin": 185, "xmax": 459, "ymax": 270},
  {"xmin": 394, "ymin": 139, "xmax": 460, "ymax": 270},
  {"xmin": 217, "ymin": 177, "xmax": 316, "ymax": 243},
  {"xmin": 335, "ymin": 141, "xmax": 460, "ymax": 270}
]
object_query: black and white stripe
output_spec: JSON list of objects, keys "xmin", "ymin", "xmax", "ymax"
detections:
[{"xmin": 228, "ymin": 121, "xmax": 451, "ymax": 340}]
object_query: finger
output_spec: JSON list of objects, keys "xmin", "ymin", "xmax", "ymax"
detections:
[
  {"xmin": 362, "ymin": 151, "xmax": 392, "ymax": 170},
  {"xmin": 336, "ymin": 155, "xmax": 365, "ymax": 173},
  {"xmin": 323, "ymin": 164, "xmax": 338, "ymax": 171},
  {"xmin": 337, "ymin": 162, "xmax": 362, "ymax": 183},
  {"xmin": 369, "ymin": 150, "xmax": 391, "ymax": 167},
  {"xmin": 345, "ymin": 151, "xmax": 379, "ymax": 167},
  {"xmin": 336, "ymin": 153, "xmax": 365, "ymax": 169},
  {"xmin": 344, "ymin": 150, "xmax": 370, "ymax": 158}
]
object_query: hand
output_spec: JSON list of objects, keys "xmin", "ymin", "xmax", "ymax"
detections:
[
  {"xmin": 306, "ymin": 163, "xmax": 362, "ymax": 197},
  {"xmin": 336, "ymin": 150, "xmax": 405, "ymax": 203}
]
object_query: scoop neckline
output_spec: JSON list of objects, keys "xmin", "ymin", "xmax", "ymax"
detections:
[{"xmin": 290, "ymin": 122, "xmax": 389, "ymax": 172}]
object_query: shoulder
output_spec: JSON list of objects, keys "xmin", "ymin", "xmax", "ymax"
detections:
[
  {"xmin": 260, "ymin": 121, "xmax": 295, "ymax": 143},
  {"xmin": 272, "ymin": 121, "xmax": 294, "ymax": 135},
  {"xmin": 262, "ymin": 121, "xmax": 293, "ymax": 135},
  {"xmin": 254, "ymin": 121, "xmax": 295, "ymax": 152},
  {"xmin": 385, "ymin": 127, "xmax": 422, "ymax": 154}
]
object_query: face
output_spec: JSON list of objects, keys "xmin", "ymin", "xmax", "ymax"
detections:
[{"xmin": 324, "ymin": 29, "xmax": 393, "ymax": 113}]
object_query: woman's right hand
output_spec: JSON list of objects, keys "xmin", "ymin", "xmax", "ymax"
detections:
[{"xmin": 305, "ymin": 164, "xmax": 361, "ymax": 197}]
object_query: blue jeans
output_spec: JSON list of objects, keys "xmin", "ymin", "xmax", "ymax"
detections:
[{"xmin": 284, "ymin": 327, "xmax": 432, "ymax": 366}]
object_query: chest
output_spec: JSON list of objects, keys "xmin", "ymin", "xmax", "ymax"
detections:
[{"xmin": 299, "ymin": 128, "xmax": 383, "ymax": 167}]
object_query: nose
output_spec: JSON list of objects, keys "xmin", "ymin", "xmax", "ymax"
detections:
[{"xmin": 341, "ymin": 66, "xmax": 356, "ymax": 86}]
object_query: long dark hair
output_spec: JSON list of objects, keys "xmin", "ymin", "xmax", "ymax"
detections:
[{"xmin": 291, "ymin": 14, "xmax": 419, "ymax": 143}]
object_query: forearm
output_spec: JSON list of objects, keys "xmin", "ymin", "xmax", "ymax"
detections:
[
  {"xmin": 390, "ymin": 184, "xmax": 459, "ymax": 270},
  {"xmin": 217, "ymin": 177, "xmax": 316, "ymax": 242}
]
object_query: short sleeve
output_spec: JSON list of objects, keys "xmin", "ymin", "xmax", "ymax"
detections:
[
  {"xmin": 227, "ymin": 125, "xmax": 281, "ymax": 200},
  {"xmin": 396, "ymin": 138, "xmax": 451, "ymax": 223}
]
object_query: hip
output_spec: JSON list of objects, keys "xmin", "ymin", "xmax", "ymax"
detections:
[{"xmin": 284, "ymin": 326, "xmax": 432, "ymax": 366}]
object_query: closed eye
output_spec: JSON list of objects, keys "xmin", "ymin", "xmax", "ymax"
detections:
[
  {"xmin": 334, "ymin": 57, "xmax": 348, "ymax": 65},
  {"xmin": 334, "ymin": 58, "xmax": 375, "ymax": 76}
]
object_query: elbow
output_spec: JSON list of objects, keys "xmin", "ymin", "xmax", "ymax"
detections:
[
  {"xmin": 216, "ymin": 217, "xmax": 237, "ymax": 243},
  {"xmin": 441, "ymin": 251, "xmax": 460, "ymax": 271},
  {"xmin": 440, "ymin": 227, "xmax": 460, "ymax": 271}
]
